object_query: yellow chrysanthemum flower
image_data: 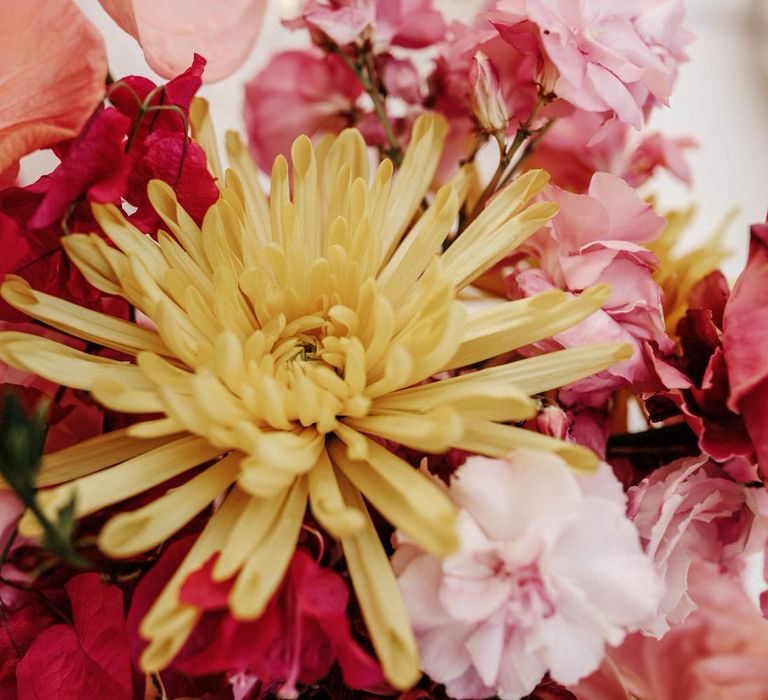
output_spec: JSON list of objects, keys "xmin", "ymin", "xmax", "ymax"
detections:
[{"xmin": 0, "ymin": 110, "xmax": 630, "ymax": 688}]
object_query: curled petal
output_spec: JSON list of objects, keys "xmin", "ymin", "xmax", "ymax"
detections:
[{"xmin": 98, "ymin": 0, "xmax": 267, "ymax": 82}]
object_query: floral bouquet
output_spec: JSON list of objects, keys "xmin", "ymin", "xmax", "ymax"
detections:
[{"xmin": 1, "ymin": 0, "xmax": 767, "ymax": 698}]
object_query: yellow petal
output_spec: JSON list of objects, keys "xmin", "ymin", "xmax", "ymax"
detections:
[
  {"xmin": 308, "ymin": 449, "xmax": 365, "ymax": 537},
  {"xmin": 228, "ymin": 476, "xmax": 308, "ymax": 618},
  {"xmin": 379, "ymin": 113, "xmax": 448, "ymax": 262},
  {"xmin": 443, "ymin": 284, "xmax": 612, "ymax": 370},
  {"xmin": 18, "ymin": 435, "xmax": 222, "ymax": 537},
  {"xmin": 140, "ymin": 487, "xmax": 251, "ymax": 672},
  {"xmin": 371, "ymin": 380, "xmax": 536, "ymax": 423},
  {"xmin": 344, "ymin": 404, "xmax": 464, "ymax": 454},
  {"xmin": 98, "ymin": 452, "xmax": 240, "ymax": 557},
  {"xmin": 328, "ymin": 436, "xmax": 458, "ymax": 556},
  {"xmin": 454, "ymin": 420, "xmax": 598, "ymax": 472},
  {"xmin": 335, "ymin": 469, "xmax": 421, "ymax": 690},
  {"xmin": 36, "ymin": 429, "xmax": 179, "ymax": 487},
  {"xmin": 0, "ymin": 332, "xmax": 147, "ymax": 391},
  {"xmin": 432, "ymin": 343, "xmax": 634, "ymax": 396},
  {"xmin": 442, "ymin": 201, "xmax": 559, "ymax": 290},
  {"xmin": 0, "ymin": 276, "xmax": 171, "ymax": 357},
  {"xmin": 190, "ymin": 97, "xmax": 223, "ymax": 181}
]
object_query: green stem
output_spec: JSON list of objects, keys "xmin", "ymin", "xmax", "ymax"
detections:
[
  {"xmin": 460, "ymin": 131, "xmax": 512, "ymax": 231},
  {"xmin": 498, "ymin": 119, "xmax": 555, "ymax": 189},
  {"xmin": 332, "ymin": 46, "xmax": 403, "ymax": 166},
  {"xmin": 459, "ymin": 97, "xmax": 550, "ymax": 234}
]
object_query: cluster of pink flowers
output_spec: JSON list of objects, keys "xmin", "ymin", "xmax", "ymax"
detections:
[{"xmin": 2, "ymin": 1, "xmax": 768, "ymax": 699}]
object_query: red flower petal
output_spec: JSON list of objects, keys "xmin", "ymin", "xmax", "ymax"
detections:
[
  {"xmin": 109, "ymin": 55, "xmax": 206, "ymax": 142},
  {"xmin": 723, "ymin": 222, "xmax": 768, "ymax": 475},
  {"xmin": 125, "ymin": 131, "xmax": 219, "ymax": 231},
  {"xmin": 29, "ymin": 108, "xmax": 132, "ymax": 229},
  {"xmin": 15, "ymin": 574, "xmax": 132, "ymax": 700}
]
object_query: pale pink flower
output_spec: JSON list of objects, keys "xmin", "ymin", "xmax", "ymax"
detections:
[
  {"xmin": 526, "ymin": 110, "xmax": 695, "ymax": 192},
  {"xmin": 394, "ymin": 450, "xmax": 661, "ymax": 699},
  {"xmin": 508, "ymin": 173, "xmax": 672, "ymax": 406},
  {"xmin": 572, "ymin": 562, "xmax": 768, "ymax": 700},
  {"xmin": 486, "ymin": 0, "xmax": 690, "ymax": 128},
  {"xmin": 286, "ymin": 0, "xmax": 445, "ymax": 49},
  {"xmin": 428, "ymin": 22, "xmax": 542, "ymax": 179},
  {"xmin": 98, "ymin": 0, "xmax": 266, "ymax": 82},
  {"xmin": 628, "ymin": 456, "xmax": 768, "ymax": 636},
  {"xmin": 243, "ymin": 50, "xmax": 362, "ymax": 171},
  {"xmin": 286, "ymin": 0, "xmax": 375, "ymax": 46}
]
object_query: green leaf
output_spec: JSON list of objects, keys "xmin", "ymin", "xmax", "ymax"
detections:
[{"xmin": 0, "ymin": 390, "xmax": 89, "ymax": 567}]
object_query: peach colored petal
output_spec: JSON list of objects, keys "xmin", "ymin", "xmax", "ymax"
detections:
[
  {"xmin": 0, "ymin": 0, "xmax": 107, "ymax": 172},
  {"xmin": 98, "ymin": 0, "xmax": 267, "ymax": 82}
]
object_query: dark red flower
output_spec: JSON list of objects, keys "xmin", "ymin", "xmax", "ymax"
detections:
[
  {"xmin": 647, "ymin": 271, "xmax": 757, "ymax": 479},
  {"xmin": 129, "ymin": 539, "xmax": 384, "ymax": 697},
  {"xmin": 0, "ymin": 595, "xmax": 57, "ymax": 696},
  {"xmin": 27, "ymin": 108, "xmax": 132, "ymax": 230},
  {"xmin": 723, "ymin": 221, "xmax": 768, "ymax": 479},
  {"xmin": 109, "ymin": 54, "xmax": 206, "ymax": 142},
  {"xmin": 14, "ymin": 574, "xmax": 133, "ymax": 700},
  {"xmin": 124, "ymin": 131, "xmax": 219, "ymax": 232}
]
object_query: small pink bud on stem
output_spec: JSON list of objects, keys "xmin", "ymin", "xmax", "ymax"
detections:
[{"xmin": 469, "ymin": 51, "xmax": 509, "ymax": 134}]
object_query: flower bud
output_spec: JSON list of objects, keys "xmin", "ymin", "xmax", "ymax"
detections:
[
  {"xmin": 469, "ymin": 51, "xmax": 509, "ymax": 133},
  {"xmin": 525, "ymin": 404, "xmax": 571, "ymax": 441}
]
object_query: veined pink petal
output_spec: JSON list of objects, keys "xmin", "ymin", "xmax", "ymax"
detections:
[
  {"xmin": 0, "ymin": 0, "xmax": 107, "ymax": 172},
  {"xmin": 97, "ymin": 0, "xmax": 267, "ymax": 82}
]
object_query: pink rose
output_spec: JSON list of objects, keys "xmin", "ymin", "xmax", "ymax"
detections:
[
  {"xmin": 394, "ymin": 450, "xmax": 661, "ymax": 699},
  {"xmin": 508, "ymin": 173, "xmax": 672, "ymax": 406},
  {"xmin": 628, "ymin": 456, "xmax": 768, "ymax": 635},
  {"xmin": 573, "ymin": 562, "xmax": 768, "ymax": 700},
  {"xmin": 486, "ymin": 0, "xmax": 690, "ymax": 128}
]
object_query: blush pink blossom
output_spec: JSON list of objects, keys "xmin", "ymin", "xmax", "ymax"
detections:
[
  {"xmin": 486, "ymin": 0, "xmax": 690, "ymax": 128},
  {"xmin": 627, "ymin": 456, "xmax": 768, "ymax": 636},
  {"xmin": 572, "ymin": 562, "xmax": 768, "ymax": 700},
  {"xmin": 287, "ymin": 0, "xmax": 445, "ymax": 49},
  {"xmin": 508, "ymin": 173, "xmax": 672, "ymax": 406},
  {"xmin": 243, "ymin": 50, "xmax": 363, "ymax": 171},
  {"xmin": 393, "ymin": 450, "xmax": 661, "ymax": 699},
  {"xmin": 427, "ymin": 22, "xmax": 543, "ymax": 178},
  {"xmin": 526, "ymin": 110, "xmax": 694, "ymax": 192},
  {"xmin": 97, "ymin": 0, "xmax": 266, "ymax": 82},
  {"xmin": 469, "ymin": 51, "xmax": 510, "ymax": 133}
]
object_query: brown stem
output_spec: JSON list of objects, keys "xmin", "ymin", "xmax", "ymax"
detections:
[{"xmin": 331, "ymin": 45, "xmax": 403, "ymax": 166}]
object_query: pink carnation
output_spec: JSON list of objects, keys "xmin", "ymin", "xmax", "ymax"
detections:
[
  {"xmin": 508, "ymin": 173, "xmax": 672, "ymax": 406},
  {"xmin": 573, "ymin": 562, "xmax": 768, "ymax": 700},
  {"xmin": 486, "ymin": 0, "xmax": 690, "ymax": 128},
  {"xmin": 628, "ymin": 456, "xmax": 768, "ymax": 635},
  {"xmin": 394, "ymin": 450, "xmax": 661, "ymax": 699}
]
